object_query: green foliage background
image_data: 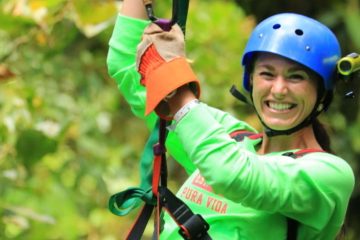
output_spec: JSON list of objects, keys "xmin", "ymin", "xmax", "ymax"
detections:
[{"xmin": 0, "ymin": 0, "xmax": 359, "ymax": 239}]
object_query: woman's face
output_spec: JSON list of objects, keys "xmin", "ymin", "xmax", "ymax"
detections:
[{"xmin": 251, "ymin": 53, "xmax": 319, "ymax": 131}]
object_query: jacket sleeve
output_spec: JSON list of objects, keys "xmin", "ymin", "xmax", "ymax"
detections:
[
  {"xmin": 174, "ymin": 103, "xmax": 355, "ymax": 230},
  {"xmin": 106, "ymin": 15, "xmax": 257, "ymax": 174},
  {"xmin": 107, "ymin": 14, "xmax": 157, "ymax": 129}
]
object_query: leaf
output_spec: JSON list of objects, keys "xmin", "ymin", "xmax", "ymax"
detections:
[
  {"xmin": 344, "ymin": 0, "xmax": 360, "ymax": 49},
  {"xmin": 28, "ymin": 0, "xmax": 67, "ymax": 10},
  {"xmin": 0, "ymin": 11, "xmax": 36, "ymax": 34},
  {"xmin": 70, "ymin": 0, "xmax": 118, "ymax": 37},
  {"xmin": 0, "ymin": 64, "xmax": 15, "ymax": 82},
  {"xmin": 5, "ymin": 205, "xmax": 56, "ymax": 224},
  {"xmin": 15, "ymin": 129, "xmax": 58, "ymax": 168}
]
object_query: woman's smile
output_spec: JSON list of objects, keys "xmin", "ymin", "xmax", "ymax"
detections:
[{"xmin": 265, "ymin": 100, "xmax": 296, "ymax": 112}]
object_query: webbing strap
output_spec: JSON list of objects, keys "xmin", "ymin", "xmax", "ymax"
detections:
[
  {"xmin": 159, "ymin": 187, "xmax": 211, "ymax": 240},
  {"xmin": 126, "ymin": 203, "xmax": 155, "ymax": 240},
  {"xmin": 173, "ymin": 0, "xmax": 190, "ymax": 33},
  {"xmin": 108, "ymin": 187, "xmax": 155, "ymax": 217},
  {"xmin": 287, "ymin": 218, "xmax": 299, "ymax": 240},
  {"xmin": 292, "ymin": 148, "xmax": 326, "ymax": 158},
  {"xmin": 152, "ymin": 119, "xmax": 168, "ymax": 239},
  {"xmin": 108, "ymin": 120, "xmax": 160, "ymax": 216}
]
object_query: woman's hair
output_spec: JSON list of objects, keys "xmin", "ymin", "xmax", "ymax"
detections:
[
  {"xmin": 312, "ymin": 118, "xmax": 333, "ymax": 153},
  {"xmin": 313, "ymin": 116, "xmax": 349, "ymax": 240}
]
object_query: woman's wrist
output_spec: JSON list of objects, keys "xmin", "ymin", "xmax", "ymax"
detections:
[
  {"xmin": 167, "ymin": 85, "xmax": 197, "ymax": 116},
  {"xmin": 153, "ymin": 84, "xmax": 197, "ymax": 121}
]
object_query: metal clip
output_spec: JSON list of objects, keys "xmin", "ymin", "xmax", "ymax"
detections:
[{"xmin": 142, "ymin": 0, "xmax": 189, "ymax": 33}]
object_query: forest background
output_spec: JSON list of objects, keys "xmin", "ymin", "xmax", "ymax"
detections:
[{"xmin": 0, "ymin": 0, "xmax": 359, "ymax": 239}]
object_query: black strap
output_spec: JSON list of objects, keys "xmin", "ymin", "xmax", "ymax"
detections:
[
  {"xmin": 286, "ymin": 217, "xmax": 299, "ymax": 240},
  {"xmin": 127, "ymin": 204, "xmax": 155, "ymax": 240},
  {"xmin": 229, "ymin": 85, "xmax": 250, "ymax": 104},
  {"xmin": 159, "ymin": 187, "xmax": 211, "ymax": 240}
]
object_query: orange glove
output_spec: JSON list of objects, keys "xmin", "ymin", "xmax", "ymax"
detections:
[{"xmin": 136, "ymin": 23, "xmax": 200, "ymax": 117}]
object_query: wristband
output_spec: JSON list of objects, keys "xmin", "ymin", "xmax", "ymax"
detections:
[{"xmin": 173, "ymin": 99, "xmax": 200, "ymax": 123}]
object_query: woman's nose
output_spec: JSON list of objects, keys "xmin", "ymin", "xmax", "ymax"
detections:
[{"xmin": 271, "ymin": 77, "xmax": 288, "ymax": 98}]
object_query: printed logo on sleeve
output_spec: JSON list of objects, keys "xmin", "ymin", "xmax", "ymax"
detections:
[
  {"xmin": 178, "ymin": 172, "xmax": 228, "ymax": 214},
  {"xmin": 191, "ymin": 172, "xmax": 213, "ymax": 192}
]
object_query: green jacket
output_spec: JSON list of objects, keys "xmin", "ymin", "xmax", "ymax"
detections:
[{"xmin": 107, "ymin": 14, "xmax": 355, "ymax": 240}]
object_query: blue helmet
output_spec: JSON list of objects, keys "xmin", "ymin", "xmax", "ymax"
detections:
[{"xmin": 242, "ymin": 13, "xmax": 341, "ymax": 92}]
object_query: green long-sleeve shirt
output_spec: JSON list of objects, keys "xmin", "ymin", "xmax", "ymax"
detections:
[{"xmin": 107, "ymin": 14, "xmax": 354, "ymax": 240}]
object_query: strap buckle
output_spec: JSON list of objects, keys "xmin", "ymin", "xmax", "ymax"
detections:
[{"xmin": 178, "ymin": 214, "xmax": 210, "ymax": 240}]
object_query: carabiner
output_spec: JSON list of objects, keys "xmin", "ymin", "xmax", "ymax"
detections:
[{"xmin": 142, "ymin": 0, "xmax": 189, "ymax": 33}]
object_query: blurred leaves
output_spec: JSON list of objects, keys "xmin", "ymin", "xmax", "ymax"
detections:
[
  {"xmin": 187, "ymin": 1, "xmax": 255, "ymax": 114},
  {"xmin": 15, "ymin": 129, "xmax": 58, "ymax": 168},
  {"xmin": 71, "ymin": 0, "xmax": 118, "ymax": 37},
  {"xmin": 0, "ymin": 64, "xmax": 15, "ymax": 81},
  {"xmin": 344, "ymin": 0, "xmax": 360, "ymax": 50},
  {"xmin": 0, "ymin": 0, "xmax": 359, "ymax": 239}
]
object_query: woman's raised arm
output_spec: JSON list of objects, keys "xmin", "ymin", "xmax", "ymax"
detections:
[{"xmin": 121, "ymin": 0, "xmax": 148, "ymax": 19}]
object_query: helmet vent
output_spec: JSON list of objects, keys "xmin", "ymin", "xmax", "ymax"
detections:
[
  {"xmin": 272, "ymin": 24, "xmax": 281, "ymax": 29},
  {"xmin": 295, "ymin": 29, "xmax": 304, "ymax": 36}
]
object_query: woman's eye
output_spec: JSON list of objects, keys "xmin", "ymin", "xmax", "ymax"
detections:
[
  {"xmin": 289, "ymin": 73, "xmax": 306, "ymax": 81},
  {"xmin": 260, "ymin": 71, "xmax": 274, "ymax": 78}
]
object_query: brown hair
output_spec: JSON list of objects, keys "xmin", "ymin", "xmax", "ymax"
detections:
[
  {"xmin": 313, "ymin": 119, "xmax": 349, "ymax": 240},
  {"xmin": 312, "ymin": 118, "xmax": 333, "ymax": 153}
]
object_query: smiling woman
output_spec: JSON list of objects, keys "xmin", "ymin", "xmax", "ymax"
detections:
[{"xmin": 107, "ymin": 0, "xmax": 355, "ymax": 239}]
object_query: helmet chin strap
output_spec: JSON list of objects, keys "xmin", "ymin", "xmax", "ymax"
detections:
[
  {"xmin": 261, "ymin": 107, "xmax": 321, "ymax": 137},
  {"xmin": 258, "ymin": 91, "xmax": 333, "ymax": 137}
]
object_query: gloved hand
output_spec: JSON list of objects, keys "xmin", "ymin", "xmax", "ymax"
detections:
[{"xmin": 136, "ymin": 23, "xmax": 200, "ymax": 119}]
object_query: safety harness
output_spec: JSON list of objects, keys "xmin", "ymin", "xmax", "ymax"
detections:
[
  {"xmin": 109, "ymin": 123, "xmax": 325, "ymax": 239},
  {"xmin": 109, "ymin": 117, "xmax": 211, "ymax": 240}
]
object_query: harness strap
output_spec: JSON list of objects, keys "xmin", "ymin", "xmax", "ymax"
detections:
[
  {"xmin": 152, "ymin": 119, "xmax": 211, "ymax": 239},
  {"xmin": 119, "ymin": 117, "xmax": 211, "ymax": 240},
  {"xmin": 159, "ymin": 187, "xmax": 211, "ymax": 240},
  {"xmin": 286, "ymin": 218, "xmax": 299, "ymax": 240},
  {"xmin": 289, "ymin": 148, "xmax": 326, "ymax": 158},
  {"xmin": 152, "ymin": 119, "xmax": 167, "ymax": 239},
  {"xmin": 230, "ymin": 129, "xmax": 263, "ymax": 141},
  {"xmin": 126, "ymin": 203, "xmax": 155, "ymax": 240}
]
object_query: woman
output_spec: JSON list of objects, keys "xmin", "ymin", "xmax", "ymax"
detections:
[{"xmin": 107, "ymin": 0, "xmax": 355, "ymax": 239}]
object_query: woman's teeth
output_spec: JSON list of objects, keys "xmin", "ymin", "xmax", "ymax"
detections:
[{"xmin": 268, "ymin": 101, "xmax": 294, "ymax": 111}]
